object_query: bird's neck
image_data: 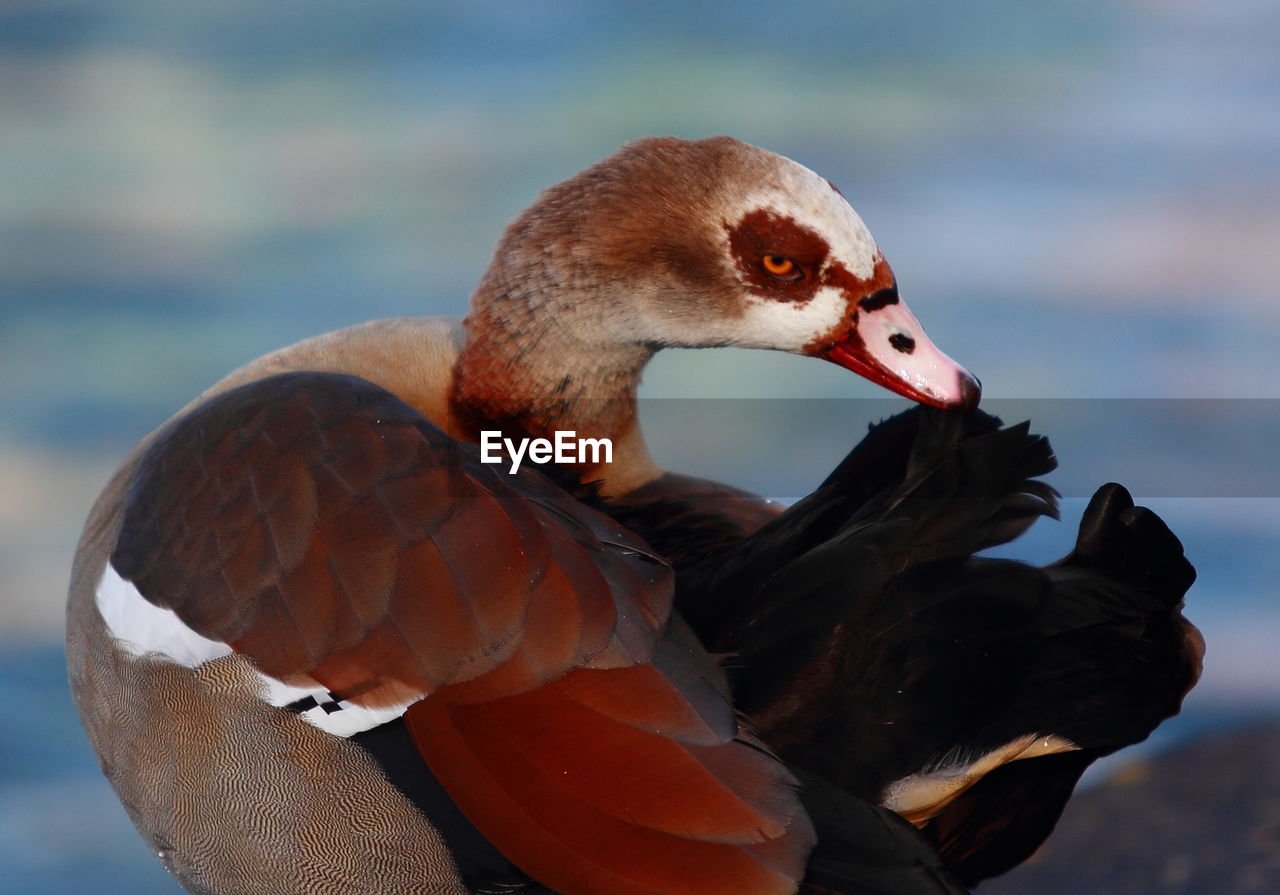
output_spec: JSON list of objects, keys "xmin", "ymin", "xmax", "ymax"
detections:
[{"xmin": 449, "ymin": 290, "xmax": 660, "ymax": 493}]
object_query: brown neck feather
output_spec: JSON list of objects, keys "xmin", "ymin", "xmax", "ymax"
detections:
[
  {"xmin": 451, "ymin": 307, "xmax": 651, "ymax": 438},
  {"xmin": 449, "ymin": 278, "xmax": 659, "ymax": 492}
]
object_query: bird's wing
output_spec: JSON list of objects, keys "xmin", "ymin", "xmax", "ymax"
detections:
[
  {"xmin": 695, "ymin": 406, "xmax": 1059, "ymax": 702},
  {"xmin": 112, "ymin": 371, "xmax": 671, "ymax": 700},
  {"xmin": 109, "ymin": 371, "xmax": 814, "ymax": 895},
  {"xmin": 794, "ymin": 766, "xmax": 969, "ymax": 895},
  {"xmin": 920, "ymin": 484, "xmax": 1201, "ymax": 885},
  {"xmin": 684, "ymin": 407, "xmax": 1198, "ymax": 886}
]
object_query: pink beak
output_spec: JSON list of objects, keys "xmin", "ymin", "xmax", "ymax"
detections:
[{"xmin": 820, "ymin": 286, "xmax": 981, "ymax": 412}]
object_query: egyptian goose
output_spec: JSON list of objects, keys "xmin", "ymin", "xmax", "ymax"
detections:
[{"xmin": 67, "ymin": 136, "xmax": 1200, "ymax": 895}]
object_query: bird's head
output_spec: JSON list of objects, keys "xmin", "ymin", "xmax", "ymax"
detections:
[{"xmin": 472, "ymin": 135, "xmax": 979, "ymax": 411}]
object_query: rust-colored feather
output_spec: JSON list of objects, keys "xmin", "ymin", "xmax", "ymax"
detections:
[{"xmin": 406, "ymin": 639, "xmax": 814, "ymax": 895}]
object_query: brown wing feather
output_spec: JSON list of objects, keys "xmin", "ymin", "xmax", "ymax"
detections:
[
  {"xmin": 111, "ymin": 371, "xmax": 815, "ymax": 892},
  {"xmin": 111, "ymin": 371, "xmax": 672, "ymax": 705}
]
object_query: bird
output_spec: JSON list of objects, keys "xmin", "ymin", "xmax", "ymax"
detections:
[{"xmin": 66, "ymin": 135, "xmax": 1201, "ymax": 895}]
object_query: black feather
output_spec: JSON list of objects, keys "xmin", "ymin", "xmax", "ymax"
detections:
[
  {"xmin": 666, "ymin": 407, "xmax": 1198, "ymax": 886},
  {"xmin": 794, "ymin": 766, "xmax": 969, "ymax": 895},
  {"xmin": 690, "ymin": 407, "xmax": 1060, "ymax": 704}
]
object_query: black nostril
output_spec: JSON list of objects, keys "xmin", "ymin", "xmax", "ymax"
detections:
[{"xmin": 888, "ymin": 332, "xmax": 915, "ymax": 354}]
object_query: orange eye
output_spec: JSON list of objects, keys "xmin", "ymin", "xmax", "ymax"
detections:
[{"xmin": 761, "ymin": 254, "xmax": 801, "ymax": 280}]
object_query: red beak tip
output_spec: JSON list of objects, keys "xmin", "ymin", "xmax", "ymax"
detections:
[{"xmin": 957, "ymin": 372, "xmax": 982, "ymax": 412}]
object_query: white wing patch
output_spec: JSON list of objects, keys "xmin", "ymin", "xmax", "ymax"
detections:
[
  {"xmin": 256, "ymin": 677, "xmax": 417, "ymax": 738},
  {"xmin": 96, "ymin": 563, "xmax": 232, "ymax": 667},
  {"xmin": 881, "ymin": 733, "xmax": 1080, "ymax": 827},
  {"xmin": 95, "ymin": 563, "xmax": 414, "ymax": 737}
]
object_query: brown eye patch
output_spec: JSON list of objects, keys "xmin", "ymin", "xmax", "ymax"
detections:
[{"xmin": 726, "ymin": 208, "xmax": 829, "ymax": 304}]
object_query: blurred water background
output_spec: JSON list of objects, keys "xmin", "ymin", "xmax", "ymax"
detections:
[{"xmin": 1, "ymin": 1, "xmax": 1277, "ymax": 892}]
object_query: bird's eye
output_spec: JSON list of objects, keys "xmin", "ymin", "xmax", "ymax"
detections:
[{"xmin": 761, "ymin": 254, "xmax": 802, "ymax": 280}]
